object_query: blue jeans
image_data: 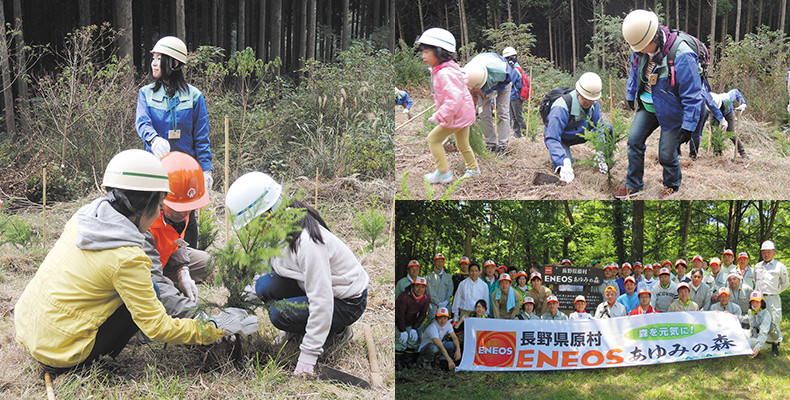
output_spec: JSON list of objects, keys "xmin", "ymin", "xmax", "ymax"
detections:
[
  {"xmin": 626, "ymin": 109, "xmax": 681, "ymax": 191},
  {"xmin": 255, "ymin": 272, "xmax": 367, "ymax": 335},
  {"xmin": 420, "ymin": 340, "xmax": 456, "ymax": 363}
]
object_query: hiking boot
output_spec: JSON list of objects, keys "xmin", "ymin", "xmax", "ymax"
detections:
[
  {"xmin": 740, "ymin": 153, "xmax": 750, "ymax": 160},
  {"xmin": 661, "ymin": 186, "xmax": 677, "ymax": 198},
  {"xmin": 424, "ymin": 169, "xmax": 453, "ymax": 184},
  {"xmin": 613, "ymin": 186, "xmax": 644, "ymax": 199},
  {"xmin": 771, "ymin": 343, "xmax": 780, "ymax": 357},
  {"xmin": 462, "ymin": 168, "xmax": 481, "ymax": 178},
  {"xmin": 395, "ymin": 353, "xmax": 405, "ymax": 371},
  {"xmin": 496, "ymin": 146, "xmax": 506, "ymax": 156}
]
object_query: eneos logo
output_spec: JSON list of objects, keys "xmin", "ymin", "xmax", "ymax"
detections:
[{"xmin": 474, "ymin": 331, "xmax": 516, "ymax": 367}]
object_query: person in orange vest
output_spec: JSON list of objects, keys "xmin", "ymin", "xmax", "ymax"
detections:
[{"xmin": 143, "ymin": 151, "xmax": 211, "ymax": 317}]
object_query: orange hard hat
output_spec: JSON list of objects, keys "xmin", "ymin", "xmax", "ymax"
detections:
[{"xmin": 161, "ymin": 151, "xmax": 209, "ymax": 212}]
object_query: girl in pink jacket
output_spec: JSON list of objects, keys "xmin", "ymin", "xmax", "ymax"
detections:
[{"xmin": 416, "ymin": 28, "xmax": 479, "ymax": 184}]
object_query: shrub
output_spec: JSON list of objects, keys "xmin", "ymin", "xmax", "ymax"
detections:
[
  {"xmin": 354, "ymin": 195, "xmax": 388, "ymax": 250},
  {"xmin": 393, "ymin": 39, "xmax": 430, "ymax": 88}
]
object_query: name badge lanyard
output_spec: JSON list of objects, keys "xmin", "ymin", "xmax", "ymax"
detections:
[{"xmin": 168, "ymin": 96, "xmax": 181, "ymax": 139}]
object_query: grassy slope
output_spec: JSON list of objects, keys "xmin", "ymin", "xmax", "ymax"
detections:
[
  {"xmin": 396, "ymin": 97, "xmax": 790, "ymax": 200},
  {"xmin": 0, "ymin": 178, "xmax": 395, "ymax": 399}
]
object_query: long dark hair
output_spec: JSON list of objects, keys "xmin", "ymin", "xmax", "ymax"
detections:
[
  {"xmin": 152, "ymin": 53, "xmax": 188, "ymax": 98},
  {"xmin": 286, "ymin": 200, "xmax": 330, "ymax": 253}
]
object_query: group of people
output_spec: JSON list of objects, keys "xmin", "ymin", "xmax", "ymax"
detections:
[
  {"xmin": 407, "ymin": 9, "xmax": 753, "ymax": 197},
  {"xmin": 396, "ymin": 242, "xmax": 787, "ymax": 370},
  {"xmin": 14, "ymin": 36, "xmax": 369, "ymax": 378}
]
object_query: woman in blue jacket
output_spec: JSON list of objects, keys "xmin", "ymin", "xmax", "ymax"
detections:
[{"xmin": 136, "ymin": 36, "xmax": 212, "ymax": 247}]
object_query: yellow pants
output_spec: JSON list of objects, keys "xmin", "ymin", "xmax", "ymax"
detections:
[{"xmin": 427, "ymin": 125, "xmax": 478, "ymax": 172}]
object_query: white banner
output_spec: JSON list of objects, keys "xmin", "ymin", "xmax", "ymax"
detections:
[{"xmin": 457, "ymin": 311, "xmax": 752, "ymax": 371}]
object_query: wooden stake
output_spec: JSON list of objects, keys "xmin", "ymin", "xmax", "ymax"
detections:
[
  {"xmin": 42, "ymin": 165, "xmax": 47, "ymax": 247},
  {"xmin": 395, "ymin": 104, "xmax": 435, "ymax": 131},
  {"xmin": 44, "ymin": 371, "xmax": 55, "ymax": 400},
  {"xmin": 526, "ymin": 66, "xmax": 533, "ymax": 138},
  {"xmin": 362, "ymin": 324, "xmax": 382, "ymax": 388},
  {"xmin": 224, "ymin": 115, "xmax": 230, "ymax": 242},
  {"xmin": 388, "ymin": 197, "xmax": 395, "ymax": 249},
  {"xmin": 608, "ymin": 75, "xmax": 613, "ymax": 115},
  {"xmin": 315, "ymin": 167, "xmax": 319, "ymax": 209}
]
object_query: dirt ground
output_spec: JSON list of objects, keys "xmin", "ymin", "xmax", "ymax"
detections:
[
  {"xmin": 0, "ymin": 177, "xmax": 395, "ymax": 399},
  {"xmin": 396, "ymin": 97, "xmax": 790, "ymax": 200}
]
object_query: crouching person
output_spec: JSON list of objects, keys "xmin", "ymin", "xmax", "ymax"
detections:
[
  {"xmin": 13, "ymin": 150, "xmax": 247, "ymax": 371},
  {"xmin": 395, "ymin": 277, "xmax": 431, "ymax": 370},
  {"xmin": 227, "ymin": 172, "xmax": 369, "ymax": 377},
  {"xmin": 746, "ymin": 291, "xmax": 781, "ymax": 357},
  {"xmin": 419, "ymin": 307, "xmax": 461, "ymax": 370}
]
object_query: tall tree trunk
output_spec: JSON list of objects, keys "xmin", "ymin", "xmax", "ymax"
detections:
[
  {"xmin": 417, "ymin": 0, "xmax": 424, "ymax": 33},
  {"xmin": 270, "ymin": 0, "xmax": 281, "ymax": 72},
  {"xmin": 665, "ymin": 0, "xmax": 670, "ymax": 28},
  {"xmin": 464, "ymin": 227, "xmax": 472, "ymax": 257},
  {"xmin": 548, "ymin": 14, "xmax": 554, "ymax": 64},
  {"xmin": 726, "ymin": 201, "xmax": 736, "ymax": 249},
  {"xmin": 685, "ymin": 0, "xmax": 689, "ymax": 32},
  {"xmin": 612, "ymin": 202, "xmax": 626, "ymax": 264},
  {"xmin": 764, "ymin": 201, "xmax": 780, "ymax": 242},
  {"xmin": 306, "ymin": 0, "xmax": 316, "ymax": 61},
  {"xmin": 389, "ymin": 0, "xmax": 395, "ymax": 53},
  {"xmin": 562, "ymin": 201, "xmax": 574, "ymax": 261},
  {"xmin": 570, "ymin": 0, "xmax": 576, "ymax": 73},
  {"xmin": 459, "ymin": 0, "xmax": 469, "ymax": 59},
  {"xmin": 212, "ymin": 0, "xmax": 218, "ymax": 46},
  {"xmin": 782, "ymin": 0, "xmax": 788, "ymax": 33},
  {"xmin": 218, "ymin": 0, "xmax": 227, "ymax": 54},
  {"xmin": 79, "ymin": 0, "xmax": 90, "ymax": 26},
  {"xmin": 341, "ymin": 0, "xmax": 350, "ymax": 50},
  {"xmin": 12, "ymin": 0, "xmax": 27, "ymax": 136},
  {"xmin": 632, "ymin": 201, "xmax": 645, "ymax": 264},
  {"xmin": 176, "ymin": 0, "xmax": 186, "ymax": 39},
  {"xmin": 758, "ymin": 0, "xmax": 763, "ymax": 29},
  {"xmin": 709, "ymin": 0, "xmax": 717, "ymax": 45},
  {"xmin": 507, "ymin": 0, "xmax": 512, "ymax": 22},
  {"xmin": 735, "ymin": 0, "xmax": 743, "ymax": 41},
  {"xmin": 721, "ymin": 7, "xmax": 727, "ymax": 44},
  {"xmin": 676, "ymin": 0, "xmax": 680, "ymax": 30},
  {"xmin": 114, "ymin": 0, "xmax": 133, "ymax": 60},
  {"xmin": 696, "ymin": 0, "xmax": 702, "ymax": 39},
  {"xmin": 678, "ymin": 200, "xmax": 693, "ymax": 259},
  {"xmin": 238, "ymin": 0, "xmax": 247, "ymax": 51},
  {"xmin": 259, "ymin": 0, "xmax": 267, "ymax": 61},
  {"xmin": 732, "ymin": 200, "xmax": 744, "ymax": 253},
  {"xmin": 0, "ymin": 0, "xmax": 16, "ymax": 137},
  {"xmin": 298, "ymin": 0, "xmax": 306, "ymax": 69}
]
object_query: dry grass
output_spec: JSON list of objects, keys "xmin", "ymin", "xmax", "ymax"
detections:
[
  {"xmin": 0, "ymin": 177, "xmax": 394, "ymax": 399},
  {"xmin": 396, "ymin": 99, "xmax": 790, "ymax": 200}
]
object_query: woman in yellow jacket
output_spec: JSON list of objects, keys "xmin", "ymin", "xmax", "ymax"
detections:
[{"xmin": 14, "ymin": 150, "xmax": 249, "ymax": 370}]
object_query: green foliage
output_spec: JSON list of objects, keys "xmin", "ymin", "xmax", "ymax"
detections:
[
  {"xmin": 423, "ymin": 175, "xmax": 468, "ymax": 200},
  {"xmin": 196, "ymin": 208, "xmax": 220, "ymax": 251},
  {"xmin": 480, "ymin": 22, "xmax": 537, "ymax": 56},
  {"xmin": 215, "ymin": 194, "xmax": 306, "ymax": 310},
  {"xmin": 584, "ymin": 13, "xmax": 631, "ymax": 78},
  {"xmin": 353, "ymin": 195, "xmax": 388, "ymax": 250},
  {"xmin": 25, "ymin": 164, "xmax": 90, "ymax": 203},
  {"xmin": 398, "ymin": 171, "xmax": 413, "ymax": 201},
  {"xmin": 706, "ymin": 124, "xmax": 734, "ymax": 156},
  {"xmin": 579, "ymin": 108, "xmax": 629, "ymax": 185},
  {"xmin": 0, "ymin": 199, "xmax": 32, "ymax": 247},
  {"xmin": 393, "ymin": 39, "xmax": 430, "ymax": 88}
]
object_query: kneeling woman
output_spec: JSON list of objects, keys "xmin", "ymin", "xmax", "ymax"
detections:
[
  {"xmin": 14, "ymin": 150, "xmax": 228, "ymax": 370},
  {"xmin": 226, "ymin": 172, "xmax": 369, "ymax": 377}
]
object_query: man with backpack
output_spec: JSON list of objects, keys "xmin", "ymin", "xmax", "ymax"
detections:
[
  {"xmin": 615, "ymin": 9, "xmax": 707, "ymax": 199},
  {"xmin": 503, "ymin": 47, "xmax": 531, "ymax": 138},
  {"xmin": 541, "ymin": 72, "xmax": 612, "ymax": 183}
]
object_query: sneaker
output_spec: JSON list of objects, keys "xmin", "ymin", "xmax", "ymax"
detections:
[
  {"xmin": 424, "ymin": 169, "xmax": 453, "ymax": 184},
  {"xmin": 661, "ymin": 186, "xmax": 677, "ymax": 198},
  {"xmin": 740, "ymin": 153, "xmax": 751, "ymax": 160},
  {"xmin": 594, "ymin": 152, "xmax": 608, "ymax": 174},
  {"xmin": 613, "ymin": 186, "xmax": 644, "ymax": 199},
  {"xmin": 462, "ymin": 168, "xmax": 481, "ymax": 178}
]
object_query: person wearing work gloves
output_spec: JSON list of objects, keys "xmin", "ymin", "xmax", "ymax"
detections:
[
  {"xmin": 503, "ymin": 46, "xmax": 529, "ymax": 138},
  {"xmin": 463, "ymin": 52, "xmax": 520, "ymax": 155},
  {"xmin": 227, "ymin": 171, "xmax": 369, "ymax": 377},
  {"xmin": 426, "ymin": 253, "xmax": 454, "ymax": 323},
  {"xmin": 395, "ymin": 277, "xmax": 431, "ymax": 370},
  {"xmin": 395, "ymin": 87, "xmax": 413, "ymax": 119},
  {"xmin": 396, "ymin": 260, "xmax": 422, "ymax": 298},
  {"xmin": 745, "ymin": 291, "xmax": 781, "ymax": 357},
  {"xmin": 616, "ymin": 10, "xmax": 706, "ymax": 199},
  {"xmin": 753, "ymin": 240, "xmax": 789, "ymax": 349},
  {"xmin": 419, "ymin": 307, "xmax": 461, "ymax": 370},
  {"xmin": 144, "ymin": 152, "xmax": 212, "ymax": 317},
  {"xmin": 680, "ymin": 82, "xmax": 724, "ymax": 160},
  {"xmin": 136, "ymin": 36, "xmax": 212, "ymax": 248},
  {"xmin": 544, "ymin": 72, "xmax": 613, "ymax": 183},
  {"xmin": 703, "ymin": 90, "xmax": 749, "ymax": 158},
  {"xmin": 13, "ymin": 150, "xmax": 255, "ymax": 370}
]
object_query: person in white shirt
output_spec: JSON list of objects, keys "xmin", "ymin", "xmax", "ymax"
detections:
[
  {"xmin": 727, "ymin": 271, "xmax": 753, "ymax": 316},
  {"xmin": 569, "ymin": 295, "xmax": 593, "ymax": 320},
  {"xmin": 419, "ymin": 307, "xmax": 461, "ymax": 370},
  {"xmin": 396, "ymin": 260, "xmax": 421, "ymax": 297},
  {"xmin": 753, "ymin": 240, "xmax": 789, "ymax": 345},
  {"xmin": 595, "ymin": 285, "xmax": 627, "ymax": 318},
  {"xmin": 651, "ymin": 267, "xmax": 678, "ymax": 312},
  {"xmin": 426, "ymin": 253, "xmax": 454, "ymax": 323},
  {"xmin": 452, "ymin": 262, "xmax": 490, "ymax": 319},
  {"xmin": 637, "ymin": 263, "xmax": 656, "ymax": 290}
]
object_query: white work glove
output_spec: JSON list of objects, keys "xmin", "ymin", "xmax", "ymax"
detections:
[
  {"xmin": 177, "ymin": 266, "xmax": 198, "ymax": 303},
  {"xmin": 559, "ymin": 158, "xmax": 574, "ymax": 183},
  {"xmin": 735, "ymin": 104, "xmax": 747, "ymax": 112},
  {"xmin": 402, "ymin": 108, "xmax": 410, "ymax": 114},
  {"xmin": 408, "ymin": 328, "xmax": 418, "ymax": 342},
  {"xmin": 594, "ymin": 151, "xmax": 608, "ymax": 174},
  {"xmin": 203, "ymin": 170, "xmax": 213, "ymax": 190},
  {"xmin": 399, "ymin": 331, "xmax": 409, "ymax": 343},
  {"xmin": 150, "ymin": 136, "xmax": 170, "ymax": 159},
  {"xmin": 211, "ymin": 307, "xmax": 259, "ymax": 336},
  {"xmin": 786, "ymin": 101, "xmax": 790, "ymax": 114},
  {"xmin": 294, "ymin": 360, "xmax": 315, "ymax": 377},
  {"xmin": 428, "ymin": 114, "xmax": 439, "ymax": 124},
  {"xmin": 719, "ymin": 118, "xmax": 728, "ymax": 131}
]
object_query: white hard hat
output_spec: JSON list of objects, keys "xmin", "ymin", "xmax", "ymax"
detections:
[
  {"xmin": 462, "ymin": 62, "xmax": 488, "ymax": 90},
  {"xmin": 622, "ymin": 9, "xmax": 659, "ymax": 52},
  {"xmin": 761, "ymin": 240, "xmax": 776, "ymax": 251},
  {"xmin": 576, "ymin": 72, "xmax": 602, "ymax": 101},
  {"xmin": 225, "ymin": 171, "xmax": 283, "ymax": 230},
  {"xmin": 102, "ymin": 149, "xmax": 170, "ymax": 193},
  {"xmin": 151, "ymin": 36, "xmax": 188, "ymax": 64},
  {"xmin": 502, "ymin": 46, "xmax": 517, "ymax": 57},
  {"xmin": 416, "ymin": 28, "xmax": 456, "ymax": 53}
]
